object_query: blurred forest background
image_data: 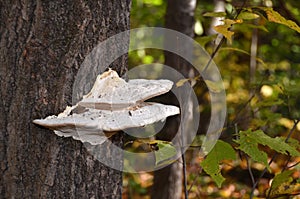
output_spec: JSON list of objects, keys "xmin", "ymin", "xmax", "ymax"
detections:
[{"xmin": 123, "ymin": 0, "xmax": 300, "ymax": 198}]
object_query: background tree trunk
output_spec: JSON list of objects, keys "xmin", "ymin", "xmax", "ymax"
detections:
[
  {"xmin": 151, "ymin": 0, "xmax": 196, "ymax": 199},
  {"xmin": 0, "ymin": 0, "xmax": 130, "ymax": 198},
  {"xmin": 208, "ymin": 0, "xmax": 225, "ymax": 46}
]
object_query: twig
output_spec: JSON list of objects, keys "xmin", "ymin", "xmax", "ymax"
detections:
[
  {"xmin": 286, "ymin": 161, "xmax": 300, "ymax": 169},
  {"xmin": 188, "ymin": 167, "xmax": 202, "ymax": 194},
  {"xmin": 285, "ymin": 120, "xmax": 299, "ymax": 142},
  {"xmin": 246, "ymin": 156, "xmax": 256, "ymax": 186},
  {"xmin": 202, "ymin": 37, "xmax": 225, "ymax": 73},
  {"xmin": 282, "ymin": 156, "xmax": 292, "ymax": 172}
]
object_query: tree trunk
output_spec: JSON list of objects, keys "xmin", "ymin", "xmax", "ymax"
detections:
[
  {"xmin": 151, "ymin": 0, "xmax": 196, "ymax": 199},
  {"xmin": 208, "ymin": 0, "xmax": 225, "ymax": 46},
  {"xmin": 0, "ymin": 0, "xmax": 130, "ymax": 198}
]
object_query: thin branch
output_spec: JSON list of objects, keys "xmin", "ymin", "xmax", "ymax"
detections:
[
  {"xmin": 246, "ymin": 156, "xmax": 255, "ymax": 186},
  {"xmin": 188, "ymin": 167, "xmax": 202, "ymax": 194},
  {"xmin": 285, "ymin": 120, "xmax": 299, "ymax": 142},
  {"xmin": 256, "ymin": 154, "xmax": 278, "ymax": 199},
  {"xmin": 286, "ymin": 161, "xmax": 300, "ymax": 169},
  {"xmin": 282, "ymin": 156, "xmax": 292, "ymax": 172},
  {"xmin": 202, "ymin": 37, "xmax": 225, "ymax": 73}
]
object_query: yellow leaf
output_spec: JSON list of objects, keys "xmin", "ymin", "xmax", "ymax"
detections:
[
  {"xmin": 263, "ymin": 7, "xmax": 300, "ymax": 34},
  {"xmin": 213, "ymin": 19, "xmax": 243, "ymax": 43},
  {"xmin": 176, "ymin": 78, "xmax": 189, "ymax": 87},
  {"xmin": 268, "ymin": 182, "xmax": 300, "ymax": 198},
  {"xmin": 176, "ymin": 76, "xmax": 200, "ymax": 87}
]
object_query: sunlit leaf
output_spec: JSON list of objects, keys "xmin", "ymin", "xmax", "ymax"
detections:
[
  {"xmin": 200, "ymin": 140, "xmax": 236, "ymax": 188},
  {"xmin": 176, "ymin": 76, "xmax": 200, "ymax": 87},
  {"xmin": 238, "ymin": 11, "xmax": 260, "ymax": 20},
  {"xmin": 260, "ymin": 7, "xmax": 300, "ymax": 34},
  {"xmin": 213, "ymin": 19, "xmax": 243, "ymax": 43},
  {"xmin": 176, "ymin": 78, "xmax": 189, "ymax": 87}
]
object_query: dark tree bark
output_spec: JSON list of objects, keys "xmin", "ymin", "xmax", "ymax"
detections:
[
  {"xmin": 151, "ymin": 0, "xmax": 196, "ymax": 199},
  {"xmin": 0, "ymin": 0, "xmax": 130, "ymax": 198}
]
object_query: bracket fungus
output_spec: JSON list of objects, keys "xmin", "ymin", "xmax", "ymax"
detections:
[{"xmin": 33, "ymin": 69, "xmax": 180, "ymax": 145}]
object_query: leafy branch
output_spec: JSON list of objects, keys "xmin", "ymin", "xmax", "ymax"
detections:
[{"xmin": 249, "ymin": 119, "xmax": 300, "ymax": 198}]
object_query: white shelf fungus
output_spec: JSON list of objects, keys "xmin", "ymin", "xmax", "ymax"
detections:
[{"xmin": 33, "ymin": 69, "xmax": 180, "ymax": 145}]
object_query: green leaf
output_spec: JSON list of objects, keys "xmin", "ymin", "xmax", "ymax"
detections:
[
  {"xmin": 235, "ymin": 130, "xmax": 269, "ymax": 169},
  {"xmin": 270, "ymin": 170, "xmax": 294, "ymax": 191},
  {"xmin": 242, "ymin": 24, "xmax": 269, "ymax": 32},
  {"xmin": 235, "ymin": 130, "xmax": 300, "ymax": 169},
  {"xmin": 200, "ymin": 140, "xmax": 236, "ymax": 188},
  {"xmin": 196, "ymin": 34, "xmax": 218, "ymax": 47},
  {"xmin": 278, "ymin": 137, "xmax": 300, "ymax": 150},
  {"xmin": 237, "ymin": 11, "xmax": 260, "ymax": 20},
  {"xmin": 251, "ymin": 131, "xmax": 300, "ymax": 157},
  {"xmin": 260, "ymin": 7, "xmax": 300, "ymax": 34},
  {"xmin": 267, "ymin": 170, "xmax": 300, "ymax": 198},
  {"xmin": 203, "ymin": 12, "xmax": 226, "ymax": 18},
  {"xmin": 152, "ymin": 140, "xmax": 177, "ymax": 166}
]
